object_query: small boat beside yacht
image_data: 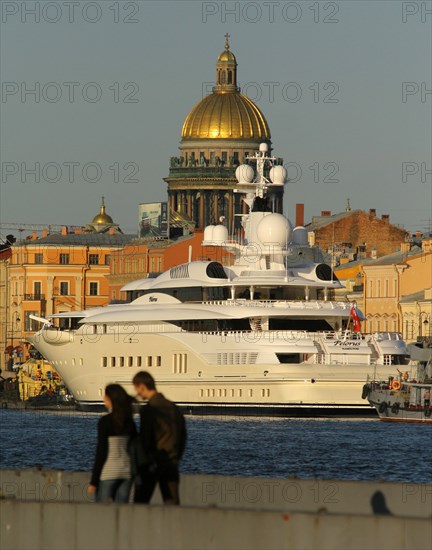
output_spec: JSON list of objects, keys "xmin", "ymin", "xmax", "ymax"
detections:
[{"xmin": 363, "ymin": 341, "xmax": 432, "ymax": 423}]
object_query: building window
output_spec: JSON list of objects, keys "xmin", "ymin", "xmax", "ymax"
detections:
[
  {"xmin": 221, "ymin": 151, "xmax": 227, "ymax": 164},
  {"xmin": 34, "ymin": 281, "xmax": 42, "ymax": 297},
  {"xmin": 376, "ymin": 281, "xmax": 381, "ymax": 298},
  {"xmin": 233, "ymin": 151, "xmax": 239, "ymax": 165},
  {"xmin": 105, "ymin": 255, "xmax": 111, "ymax": 266},
  {"xmin": 24, "ymin": 311, "xmax": 38, "ymax": 331},
  {"xmin": 35, "ymin": 253, "xmax": 43, "ymax": 264},
  {"xmin": 59, "ymin": 282, "xmax": 69, "ymax": 296},
  {"xmin": 369, "ymin": 280, "xmax": 373, "ymax": 297},
  {"xmin": 384, "ymin": 280, "xmax": 389, "ymax": 297},
  {"xmin": 89, "ymin": 254, "xmax": 99, "ymax": 265},
  {"xmin": 89, "ymin": 282, "xmax": 98, "ymax": 296},
  {"xmin": 59, "ymin": 253, "xmax": 70, "ymax": 265}
]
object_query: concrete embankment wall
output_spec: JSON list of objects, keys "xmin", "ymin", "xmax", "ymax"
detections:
[{"xmin": 1, "ymin": 469, "xmax": 431, "ymax": 550}]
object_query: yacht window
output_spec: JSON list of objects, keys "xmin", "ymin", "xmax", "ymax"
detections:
[
  {"xmin": 102, "ymin": 357, "xmax": 107, "ymax": 367},
  {"xmin": 276, "ymin": 353, "xmax": 301, "ymax": 364},
  {"xmin": 111, "ymin": 357, "xmax": 116, "ymax": 367},
  {"xmin": 119, "ymin": 357, "xmax": 125, "ymax": 367},
  {"xmin": 147, "ymin": 356, "xmax": 153, "ymax": 367},
  {"xmin": 269, "ymin": 318, "xmax": 334, "ymax": 331},
  {"xmin": 128, "ymin": 356, "xmax": 133, "ymax": 367},
  {"xmin": 315, "ymin": 264, "xmax": 338, "ymax": 282},
  {"xmin": 156, "ymin": 356, "xmax": 161, "ymax": 367},
  {"xmin": 137, "ymin": 356, "xmax": 142, "ymax": 367},
  {"xmin": 206, "ymin": 262, "xmax": 228, "ymax": 279}
]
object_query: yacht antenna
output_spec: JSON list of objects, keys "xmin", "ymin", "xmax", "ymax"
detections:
[{"xmin": 331, "ymin": 222, "xmax": 335, "ymax": 282}]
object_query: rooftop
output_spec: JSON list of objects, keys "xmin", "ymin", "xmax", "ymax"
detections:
[
  {"xmin": 20, "ymin": 233, "xmax": 135, "ymax": 246},
  {"xmin": 399, "ymin": 289, "xmax": 432, "ymax": 303}
]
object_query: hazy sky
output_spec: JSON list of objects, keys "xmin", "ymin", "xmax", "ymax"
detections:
[{"xmin": 1, "ymin": 0, "xmax": 431, "ymax": 237}]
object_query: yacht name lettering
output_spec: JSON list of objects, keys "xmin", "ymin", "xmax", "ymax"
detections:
[{"xmin": 333, "ymin": 341, "xmax": 361, "ymax": 347}]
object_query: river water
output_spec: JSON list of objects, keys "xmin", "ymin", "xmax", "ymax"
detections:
[{"xmin": 1, "ymin": 409, "xmax": 431, "ymax": 483}]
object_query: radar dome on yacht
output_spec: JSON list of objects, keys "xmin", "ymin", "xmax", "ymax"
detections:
[
  {"xmin": 259, "ymin": 143, "xmax": 269, "ymax": 152},
  {"xmin": 269, "ymin": 166, "xmax": 287, "ymax": 185},
  {"xmin": 292, "ymin": 226, "xmax": 308, "ymax": 245},
  {"xmin": 256, "ymin": 213, "xmax": 291, "ymax": 247},
  {"xmin": 203, "ymin": 225, "xmax": 215, "ymax": 242},
  {"xmin": 212, "ymin": 224, "xmax": 229, "ymax": 243},
  {"xmin": 235, "ymin": 164, "xmax": 255, "ymax": 184}
]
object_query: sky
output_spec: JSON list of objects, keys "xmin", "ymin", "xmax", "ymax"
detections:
[{"xmin": 0, "ymin": 0, "xmax": 431, "ymax": 238}]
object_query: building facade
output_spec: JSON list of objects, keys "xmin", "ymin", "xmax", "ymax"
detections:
[
  {"xmin": 362, "ymin": 243, "xmax": 432, "ymax": 340},
  {"xmin": 3, "ymin": 202, "xmax": 133, "ymax": 368},
  {"xmin": 307, "ymin": 208, "xmax": 408, "ymax": 260}
]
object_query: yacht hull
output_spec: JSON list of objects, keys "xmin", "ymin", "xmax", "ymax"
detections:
[{"xmin": 28, "ymin": 329, "xmax": 398, "ymax": 415}]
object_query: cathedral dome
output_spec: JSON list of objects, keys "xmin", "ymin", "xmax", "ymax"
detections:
[
  {"xmin": 181, "ymin": 92, "xmax": 270, "ymax": 140},
  {"xmin": 181, "ymin": 35, "xmax": 270, "ymax": 141}
]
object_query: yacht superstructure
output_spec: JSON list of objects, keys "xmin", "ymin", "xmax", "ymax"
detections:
[{"xmin": 28, "ymin": 144, "xmax": 408, "ymax": 413}]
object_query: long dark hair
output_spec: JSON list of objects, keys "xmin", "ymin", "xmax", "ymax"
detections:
[{"xmin": 105, "ymin": 384, "xmax": 135, "ymax": 434}]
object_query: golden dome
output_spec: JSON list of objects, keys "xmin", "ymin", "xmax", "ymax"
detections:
[
  {"xmin": 217, "ymin": 49, "xmax": 237, "ymax": 63},
  {"xmin": 181, "ymin": 35, "xmax": 270, "ymax": 141},
  {"xmin": 181, "ymin": 92, "xmax": 270, "ymax": 140},
  {"xmin": 92, "ymin": 197, "xmax": 113, "ymax": 224}
]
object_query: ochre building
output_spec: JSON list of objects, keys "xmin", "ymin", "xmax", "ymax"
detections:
[{"xmin": 4, "ymin": 201, "xmax": 133, "ymax": 366}]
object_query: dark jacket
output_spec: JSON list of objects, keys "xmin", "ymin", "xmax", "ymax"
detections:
[
  {"xmin": 90, "ymin": 413, "xmax": 136, "ymax": 486},
  {"xmin": 139, "ymin": 393, "xmax": 187, "ymax": 464}
]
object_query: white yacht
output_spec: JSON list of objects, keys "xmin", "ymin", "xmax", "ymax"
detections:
[{"xmin": 28, "ymin": 145, "xmax": 408, "ymax": 414}]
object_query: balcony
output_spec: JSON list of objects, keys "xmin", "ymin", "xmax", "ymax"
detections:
[{"xmin": 23, "ymin": 294, "xmax": 45, "ymax": 301}]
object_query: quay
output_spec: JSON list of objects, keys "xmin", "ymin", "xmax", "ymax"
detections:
[{"xmin": 1, "ymin": 469, "xmax": 431, "ymax": 550}]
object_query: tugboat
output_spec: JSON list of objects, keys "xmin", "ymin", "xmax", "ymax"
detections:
[{"xmin": 363, "ymin": 340, "xmax": 432, "ymax": 423}]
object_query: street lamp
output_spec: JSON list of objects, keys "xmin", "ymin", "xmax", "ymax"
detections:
[
  {"xmin": 419, "ymin": 312, "xmax": 430, "ymax": 339},
  {"xmin": 9, "ymin": 312, "xmax": 21, "ymax": 371}
]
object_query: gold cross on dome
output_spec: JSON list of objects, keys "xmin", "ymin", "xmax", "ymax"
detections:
[{"xmin": 225, "ymin": 33, "xmax": 230, "ymax": 50}]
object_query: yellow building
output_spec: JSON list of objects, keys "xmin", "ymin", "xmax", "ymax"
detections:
[
  {"xmin": 3, "ymin": 201, "xmax": 133, "ymax": 368},
  {"xmin": 0, "ymin": 246, "xmax": 12, "ymax": 371},
  {"xmin": 362, "ymin": 243, "xmax": 432, "ymax": 340},
  {"xmin": 399, "ymin": 289, "xmax": 432, "ymax": 341}
]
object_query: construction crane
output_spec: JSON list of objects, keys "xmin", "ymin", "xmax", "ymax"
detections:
[{"xmin": 0, "ymin": 223, "xmax": 71, "ymax": 232}]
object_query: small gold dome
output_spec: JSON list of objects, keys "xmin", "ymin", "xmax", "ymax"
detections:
[
  {"xmin": 181, "ymin": 92, "xmax": 270, "ymax": 140},
  {"xmin": 217, "ymin": 49, "xmax": 237, "ymax": 63},
  {"xmin": 92, "ymin": 197, "xmax": 113, "ymax": 224}
]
